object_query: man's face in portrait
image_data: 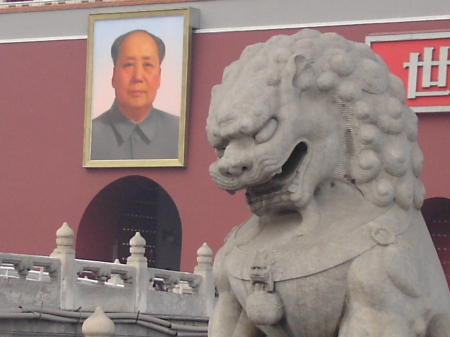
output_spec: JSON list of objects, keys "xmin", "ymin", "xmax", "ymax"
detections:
[{"xmin": 112, "ymin": 31, "xmax": 162, "ymax": 122}]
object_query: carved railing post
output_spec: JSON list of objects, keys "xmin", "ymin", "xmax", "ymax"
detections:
[
  {"xmin": 194, "ymin": 243, "xmax": 215, "ymax": 317},
  {"xmin": 110, "ymin": 259, "xmax": 123, "ymax": 287},
  {"xmin": 126, "ymin": 232, "xmax": 148, "ymax": 312},
  {"xmin": 82, "ymin": 307, "xmax": 115, "ymax": 337},
  {"xmin": 50, "ymin": 222, "xmax": 76, "ymax": 310}
]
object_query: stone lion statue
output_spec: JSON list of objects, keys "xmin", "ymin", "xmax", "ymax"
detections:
[{"xmin": 206, "ymin": 29, "xmax": 450, "ymax": 337}]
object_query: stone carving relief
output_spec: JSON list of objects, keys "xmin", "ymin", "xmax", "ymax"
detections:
[{"xmin": 206, "ymin": 29, "xmax": 450, "ymax": 337}]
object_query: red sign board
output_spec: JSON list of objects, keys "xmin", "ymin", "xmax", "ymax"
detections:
[{"xmin": 366, "ymin": 32, "xmax": 450, "ymax": 113}]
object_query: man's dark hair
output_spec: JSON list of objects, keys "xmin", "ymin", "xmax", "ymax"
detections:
[{"xmin": 111, "ymin": 29, "xmax": 166, "ymax": 66}]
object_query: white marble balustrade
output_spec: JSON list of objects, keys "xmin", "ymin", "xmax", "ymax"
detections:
[{"xmin": 0, "ymin": 222, "xmax": 215, "ymax": 318}]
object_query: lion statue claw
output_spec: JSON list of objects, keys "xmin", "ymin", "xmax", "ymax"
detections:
[{"xmin": 206, "ymin": 29, "xmax": 450, "ymax": 337}]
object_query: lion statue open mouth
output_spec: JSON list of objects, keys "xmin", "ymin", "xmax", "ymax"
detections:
[{"xmin": 206, "ymin": 29, "xmax": 450, "ymax": 337}]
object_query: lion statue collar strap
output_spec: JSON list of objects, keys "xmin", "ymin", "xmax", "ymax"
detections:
[{"xmin": 224, "ymin": 204, "xmax": 413, "ymax": 282}]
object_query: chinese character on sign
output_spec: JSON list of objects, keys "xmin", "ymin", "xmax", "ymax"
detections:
[
  {"xmin": 404, "ymin": 46, "xmax": 450, "ymax": 99},
  {"xmin": 366, "ymin": 32, "xmax": 450, "ymax": 113}
]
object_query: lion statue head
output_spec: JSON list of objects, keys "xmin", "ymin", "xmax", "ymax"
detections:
[{"xmin": 207, "ymin": 29, "xmax": 424, "ymax": 216}]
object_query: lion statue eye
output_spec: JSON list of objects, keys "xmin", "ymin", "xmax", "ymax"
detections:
[{"xmin": 255, "ymin": 118, "xmax": 278, "ymax": 144}]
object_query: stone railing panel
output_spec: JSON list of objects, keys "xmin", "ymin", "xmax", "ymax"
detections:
[
  {"xmin": 76, "ymin": 281, "xmax": 135, "ymax": 312},
  {"xmin": 0, "ymin": 253, "xmax": 61, "ymax": 309},
  {"xmin": 146, "ymin": 290, "xmax": 205, "ymax": 317}
]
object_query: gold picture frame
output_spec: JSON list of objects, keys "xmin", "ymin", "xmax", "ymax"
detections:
[{"xmin": 83, "ymin": 8, "xmax": 197, "ymax": 168}]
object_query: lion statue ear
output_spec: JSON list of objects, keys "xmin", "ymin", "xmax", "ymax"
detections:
[
  {"xmin": 281, "ymin": 54, "xmax": 315, "ymax": 95},
  {"xmin": 280, "ymin": 54, "xmax": 305, "ymax": 91}
]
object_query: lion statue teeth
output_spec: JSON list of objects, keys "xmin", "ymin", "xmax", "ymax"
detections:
[{"xmin": 206, "ymin": 29, "xmax": 450, "ymax": 337}]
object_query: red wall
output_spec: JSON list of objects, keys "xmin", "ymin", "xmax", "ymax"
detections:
[{"xmin": 1, "ymin": 19, "xmax": 449, "ymax": 272}]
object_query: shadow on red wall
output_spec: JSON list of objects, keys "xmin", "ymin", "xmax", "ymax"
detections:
[{"xmin": 422, "ymin": 197, "xmax": 450, "ymax": 286}]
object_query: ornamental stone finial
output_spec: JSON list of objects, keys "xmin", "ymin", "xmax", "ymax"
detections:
[
  {"xmin": 51, "ymin": 222, "xmax": 75, "ymax": 257},
  {"xmin": 56, "ymin": 222, "xmax": 74, "ymax": 248},
  {"xmin": 127, "ymin": 232, "xmax": 147, "ymax": 266},
  {"xmin": 129, "ymin": 232, "xmax": 146, "ymax": 257},
  {"xmin": 82, "ymin": 307, "xmax": 115, "ymax": 337},
  {"xmin": 197, "ymin": 243, "xmax": 213, "ymax": 266}
]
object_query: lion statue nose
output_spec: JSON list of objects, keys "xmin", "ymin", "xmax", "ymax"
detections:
[{"xmin": 218, "ymin": 157, "xmax": 253, "ymax": 177}]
